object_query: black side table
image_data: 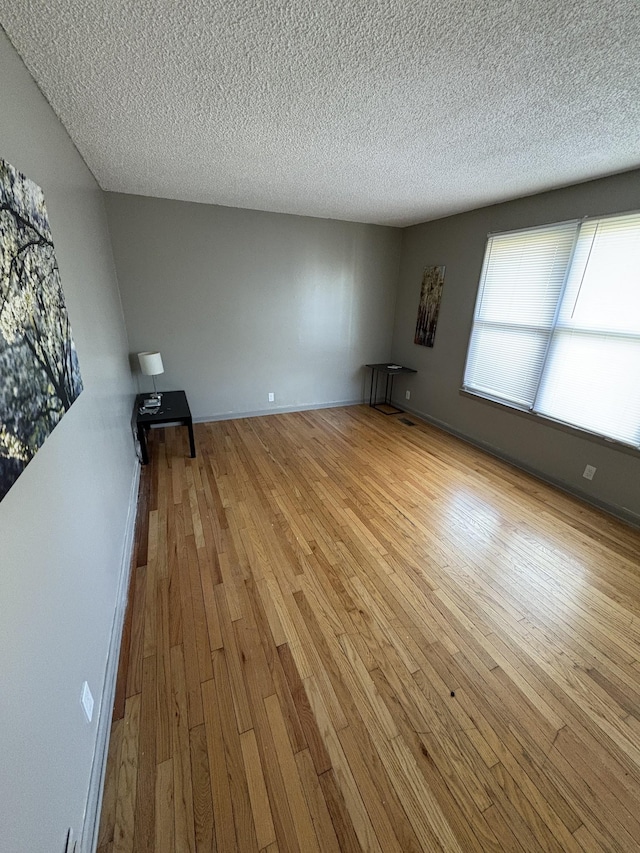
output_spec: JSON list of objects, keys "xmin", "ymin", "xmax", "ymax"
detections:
[
  {"xmin": 135, "ymin": 390, "xmax": 196, "ymax": 465},
  {"xmin": 365, "ymin": 363, "xmax": 417, "ymax": 414}
]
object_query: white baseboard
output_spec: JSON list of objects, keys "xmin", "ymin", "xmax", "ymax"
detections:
[
  {"xmin": 193, "ymin": 398, "xmax": 361, "ymax": 423},
  {"xmin": 81, "ymin": 458, "xmax": 141, "ymax": 853}
]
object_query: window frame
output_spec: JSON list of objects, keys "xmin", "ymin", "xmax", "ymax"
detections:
[{"xmin": 461, "ymin": 209, "xmax": 640, "ymax": 452}]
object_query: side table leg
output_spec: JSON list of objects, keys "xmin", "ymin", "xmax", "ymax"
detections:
[
  {"xmin": 187, "ymin": 419, "xmax": 196, "ymax": 458},
  {"xmin": 138, "ymin": 424, "xmax": 149, "ymax": 465}
]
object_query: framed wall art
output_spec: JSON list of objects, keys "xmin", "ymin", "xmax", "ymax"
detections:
[
  {"xmin": 414, "ymin": 265, "xmax": 445, "ymax": 348},
  {"xmin": 0, "ymin": 159, "xmax": 83, "ymax": 501}
]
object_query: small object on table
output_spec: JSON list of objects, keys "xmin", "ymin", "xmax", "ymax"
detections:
[
  {"xmin": 134, "ymin": 389, "xmax": 196, "ymax": 465},
  {"xmin": 365, "ymin": 363, "xmax": 417, "ymax": 415}
]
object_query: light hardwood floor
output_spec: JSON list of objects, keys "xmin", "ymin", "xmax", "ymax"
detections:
[{"xmin": 98, "ymin": 405, "xmax": 640, "ymax": 852}]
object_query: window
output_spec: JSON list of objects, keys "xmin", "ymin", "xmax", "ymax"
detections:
[{"xmin": 463, "ymin": 211, "xmax": 640, "ymax": 448}]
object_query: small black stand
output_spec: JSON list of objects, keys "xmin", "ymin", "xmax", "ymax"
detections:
[
  {"xmin": 135, "ymin": 390, "xmax": 196, "ymax": 464},
  {"xmin": 366, "ymin": 363, "xmax": 417, "ymax": 415}
]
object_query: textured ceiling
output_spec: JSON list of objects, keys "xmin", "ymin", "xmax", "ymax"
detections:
[{"xmin": 1, "ymin": 1, "xmax": 639, "ymax": 226}]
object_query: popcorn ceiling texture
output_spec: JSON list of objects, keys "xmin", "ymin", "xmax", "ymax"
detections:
[{"xmin": 1, "ymin": 0, "xmax": 639, "ymax": 226}]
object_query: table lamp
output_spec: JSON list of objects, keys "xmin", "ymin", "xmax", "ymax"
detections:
[{"xmin": 138, "ymin": 351, "xmax": 164, "ymax": 404}]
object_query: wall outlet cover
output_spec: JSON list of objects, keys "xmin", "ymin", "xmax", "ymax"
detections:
[
  {"xmin": 268, "ymin": 392, "xmax": 275, "ymax": 402},
  {"xmin": 583, "ymin": 465, "xmax": 596, "ymax": 481},
  {"xmin": 405, "ymin": 390, "xmax": 410, "ymax": 400}
]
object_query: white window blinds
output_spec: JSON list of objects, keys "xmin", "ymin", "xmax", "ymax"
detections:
[
  {"xmin": 463, "ymin": 222, "xmax": 578, "ymax": 408},
  {"xmin": 463, "ymin": 211, "xmax": 640, "ymax": 448}
]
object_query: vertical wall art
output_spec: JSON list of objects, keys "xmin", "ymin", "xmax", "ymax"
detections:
[
  {"xmin": 414, "ymin": 265, "xmax": 445, "ymax": 348},
  {"xmin": 0, "ymin": 159, "xmax": 83, "ymax": 502}
]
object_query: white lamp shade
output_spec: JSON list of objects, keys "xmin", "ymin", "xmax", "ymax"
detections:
[{"xmin": 138, "ymin": 351, "xmax": 164, "ymax": 376}]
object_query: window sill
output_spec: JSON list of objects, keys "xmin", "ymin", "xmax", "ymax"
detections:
[{"xmin": 459, "ymin": 388, "xmax": 640, "ymax": 456}]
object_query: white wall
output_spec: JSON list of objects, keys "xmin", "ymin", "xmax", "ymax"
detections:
[
  {"xmin": 390, "ymin": 170, "xmax": 640, "ymax": 523},
  {"xmin": 105, "ymin": 193, "xmax": 402, "ymax": 418},
  {"xmin": 0, "ymin": 29, "xmax": 136, "ymax": 852}
]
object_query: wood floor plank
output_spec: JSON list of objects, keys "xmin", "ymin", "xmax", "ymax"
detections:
[
  {"xmin": 278, "ymin": 642, "xmax": 331, "ymax": 773},
  {"xmin": 337, "ymin": 692, "xmax": 427, "ymax": 853},
  {"xmin": 155, "ymin": 578, "xmax": 172, "ymax": 764},
  {"xmin": 573, "ymin": 823, "xmax": 607, "ymax": 852},
  {"xmin": 176, "ymin": 512, "xmax": 204, "ymax": 729},
  {"xmin": 167, "ymin": 534, "xmax": 183, "ymax": 648},
  {"xmin": 264, "ymin": 692, "xmax": 321, "ymax": 853},
  {"xmin": 112, "ymin": 694, "xmax": 141, "ymax": 853},
  {"xmin": 294, "ymin": 748, "xmax": 342, "ymax": 853},
  {"xmin": 199, "ymin": 547, "xmax": 224, "ymax": 651},
  {"xmin": 185, "ymin": 533, "xmax": 213, "ymax": 685},
  {"xmin": 243, "ymin": 582, "xmax": 309, "ymax": 758},
  {"xmin": 214, "ymin": 583, "xmax": 254, "ymax": 734},
  {"xmin": 336, "ymin": 724, "xmax": 418, "ymax": 853},
  {"xmin": 99, "ymin": 407, "xmax": 640, "ymax": 853},
  {"xmin": 317, "ymin": 767, "xmax": 364, "ymax": 853},
  {"xmin": 202, "ymin": 675, "xmax": 237, "ymax": 853},
  {"xmin": 169, "ymin": 644, "xmax": 196, "ymax": 853},
  {"xmin": 212, "ymin": 648, "xmax": 259, "ymax": 853},
  {"xmin": 244, "ymin": 688, "xmax": 300, "ymax": 853},
  {"xmin": 154, "ymin": 759, "xmax": 174, "ymax": 853},
  {"xmin": 125, "ymin": 564, "xmax": 146, "ymax": 700},
  {"xmin": 241, "ymin": 727, "xmax": 277, "ymax": 850},
  {"xmin": 112, "ymin": 565, "xmax": 136, "ymax": 722},
  {"xmin": 142, "ymin": 518, "xmax": 158, "ymax": 659},
  {"xmin": 304, "ymin": 675, "xmax": 383, "ymax": 853},
  {"xmin": 97, "ymin": 717, "xmax": 123, "ymax": 848},
  {"xmin": 132, "ymin": 654, "xmax": 156, "ymax": 853},
  {"xmin": 189, "ymin": 723, "xmax": 215, "ymax": 853}
]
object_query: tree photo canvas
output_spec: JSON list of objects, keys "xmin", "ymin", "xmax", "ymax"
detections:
[
  {"xmin": 414, "ymin": 265, "xmax": 445, "ymax": 348},
  {"xmin": 0, "ymin": 159, "xmax": 83, "ymax": 501}
]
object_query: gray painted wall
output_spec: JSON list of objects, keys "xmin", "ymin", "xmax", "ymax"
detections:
[
  {"xmin": 3, "ymin": 16, "xmax": 637, "ymax": 851},
  {"xmin": 0, "ymin": 30, "xmax": 136, "ymax": 852},
  {"xmin": 391, "ymin": 170, "xmax": 640, "ymax": 523},
  {"xmin": 104, "ymin": 193, "xmax": 402, "ymax": 419}
]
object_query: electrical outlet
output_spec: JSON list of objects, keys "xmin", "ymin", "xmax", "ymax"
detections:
[
  {"xmin": 268, "ymin": 392, "xmax": 275, "ymax": 402},
  {"xmin": 405, "ymin": 390, "xmax": 411, "ymax": 400},
  {"xmin": 583, "ymin": 464, "xmax": 596, "ymax": 481},
  {"xmin": 81, "ymin": 681, "xmax": 94, "ymax": 722}
]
